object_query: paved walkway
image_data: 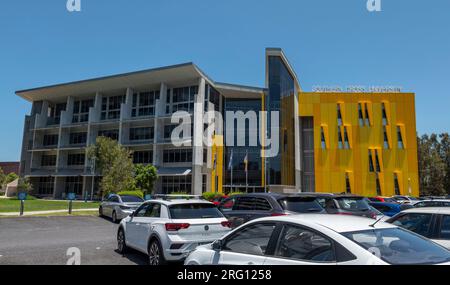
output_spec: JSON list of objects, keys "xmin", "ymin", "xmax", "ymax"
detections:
[{"xmin": 0, "ymin": 208, "xmax": 98, "ymax": 217}]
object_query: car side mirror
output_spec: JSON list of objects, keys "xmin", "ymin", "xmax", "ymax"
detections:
[{"xmin": 212, "ymin": 240, "xmax": 223, "ymax": 251}]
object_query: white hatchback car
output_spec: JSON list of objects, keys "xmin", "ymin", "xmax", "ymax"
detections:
[
  {"xmin": 117, "ymin": 199, "xmax": 232, "ymax": 265},
  {"xmin": 185, "ymin": 214, "xmax": 450, "ymax": 265}
]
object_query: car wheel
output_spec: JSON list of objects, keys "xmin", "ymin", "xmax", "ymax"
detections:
[
  {"xmin": 148, "ymin": 239, "xmax": 166, "ymax": 266},
  {"xmin": 112, "ymin": 211, "xmax": 119, "ymax": 224},
  {"xmin": 117, "ymin": 228, "xmax": 128, "ymax": 254},
  {"xmin": 99, "ymin": 206, "xmax": 103, "ymax": 217}
]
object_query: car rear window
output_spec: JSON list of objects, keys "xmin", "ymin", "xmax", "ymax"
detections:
[
  {"xmin": 120, "ymin": 196, "xmax": 144, "ymax": 203},
  {"xmin": 343, "ymin": 228, "xmax": 450, "ymax": 265},
  {"xmin": 169, "ymin": 203, "xmax": 224, "ymax": 219},
  {"xmin": 335, "ymin": 197, "xmax": 371, "ymax": 211},
  {"xmin": 278, "ymin": 197, "xmax": 324, "ymax": 213}
]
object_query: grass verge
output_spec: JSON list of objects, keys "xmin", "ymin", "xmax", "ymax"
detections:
[{"xmin": 0, "ymin": 198, "xmax": 99, "ymax": 213}]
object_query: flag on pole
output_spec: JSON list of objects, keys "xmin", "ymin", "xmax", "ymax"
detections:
[
  {"xmin": 228, "ymin": 150, "xmax": 233, "ymax": 170},
  {"xmin": 244, "ymin": 151, "xmax": 249, "ymax": 173}
]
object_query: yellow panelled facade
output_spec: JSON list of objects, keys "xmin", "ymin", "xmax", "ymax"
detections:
[
  {"xmin": 211, "ymin": 135, "xmax": 224, "ymax": 193},
  {"xmin": 299, "ymin": 92, "xmax": 419, "ymax": 197}
]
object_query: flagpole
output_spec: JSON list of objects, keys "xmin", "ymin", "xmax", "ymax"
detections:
[{"xmin": 245, "ymin": 150, "xmax": 248, "ymax": 193}]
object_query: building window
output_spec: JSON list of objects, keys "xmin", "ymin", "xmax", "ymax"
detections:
[
  {"xmin": 129, "ymin": 127, "xmax": 154, "ymax": 141},
  {"xmin": 337, "ymin": 104, "xmax": 343, "ymax": 126},
  {"xmin": 397, "ymin": 126, "xmax": 405, "ymax": 149},
  {"xmin": 164, "ymin": 124, "xmax": 193, "ymax": 140},
  {"xmin": 343, "ymin": 126, "xmax": 350, "ymax": 149},
  {"xmin": 169, "ymin": 86, "xmax": 197, "ymax": 114},
  {"xmin": 163, "ymin": 149, "xmax": 193, "ymax": 163},
  {"xmin": 101, "ymin": 95, "xmax": 125, "ymax": 120},
  {"xmin": 133, "ymin": 151, "xmax": 153, "ymax": 164},
  {"xmin": 43, "ymin": 134, "xmax": 58, "ymax": 147},
  {"xmin": 368, "ymin": 150, "xmax": 375, "ymax": 172},
  {"xmin": 69, "ymin": 132, "xmax": 87, "ymax": 145},
  {"xmin": 132, "ymin": 91, "xmax": 159, "ymax": 117},
  {"xmin": 37, "ymin": 177, "xmax": 55, "ymax": 195},
  {"xmin": 320, "ymin": 126, "xmax": 327, "ymax": 149},
  {"xmin": 65, "ymin": 177, "xmax": 83, "ymax": 195},
  {"xmin": 98, "ymin": 130, "xmax": 119, "ymax": 141},
  {"xmin": 337, "ymin": 127, "xmax": 344, "ymax": 149},
  {"xmin": 72, "ymin": 99, "xmax": 93, "ymax": 123},
  {"xmin": 394, "ymin": 173, "xmax": 401, "ymax": 195},
  {"xmin": 41, "ymin": 155, "xmax": 57, "ymax": 167},
  {"xmin": 47, "ymin": 103, "xmax": 66, "ymax": 125},
  {"xmin": 383, "ymin": 126, "xmax": 390, "ymax": 149},
  {"xmin": 364, "ymin": 103, "xmax": 371, "ymax": 126},
  {"xmin": 376, "ymin": 174, "xmax": 382, "ymax": 196},
  {"xmin": 162, "ymin": 175, "xmax": 192, "ymax": 194},
  {"xmin": 345, "ymin": 172, "xmax": 352, "ymax": 194},
  {"xmin": 381, "ymin": 102, "xmax": 388, "ymax": 126},
  {"xmin": 375, "ymin": 149, "xmax": 382, "ymax": 172},
  {"xmin": 68, "ymin": 154, "xmax": 85, "ymax": 166},
  {"xmin": 358, "ymin": 103, "xmax": 365, "ymax": 127}
]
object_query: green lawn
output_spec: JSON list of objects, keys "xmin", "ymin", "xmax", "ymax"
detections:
[{"xmin": 0, "ymin": 199, "xmax": 99, "ymax": 213}]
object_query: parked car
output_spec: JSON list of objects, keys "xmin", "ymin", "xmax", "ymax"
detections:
[
  {"xmin": 369, "ymin": 202, "xmax": 412, "ymax": 217},
  {"xmin": 117, "ymin": 198, "xmax": 232, "ymax": 265},
  {"xmin": 218, "ymin": 193, "xmax": 325, "ymax": 228},
  {"xmin": 211, "ymin": 195, "xmax": 229, "ymax": 206},
  {"xmin": 299, "ymin": 193, "xmax": 380, "ymax": 219},
  {"xmin": 185, "ymin": 214, "xmax": 450, "ymax": 265},
  {"xmin": 387, "ymin": 208, "xmax": 450, "ymax": 249},
  {"xmin": 412, "ymin": 200, "xmax": 450, "ymax": 208},
  {"xmin": 368, "ymin": 196, "xmax": 398, "ymax": 203},
  {"xmin": 392, "ymin": 195, "xmax": 420, "ymax": 204},
  {"xmin": 99, "ymin": 194, "xmax": 144, "ymax": 223}
]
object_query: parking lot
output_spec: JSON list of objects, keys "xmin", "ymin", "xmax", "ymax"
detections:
[{"xmin": 0, "ymin": 216, "xmax": 148, "ymax": 265}]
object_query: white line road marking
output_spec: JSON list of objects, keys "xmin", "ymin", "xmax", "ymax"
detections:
[{"xmin": 96, "ymin": 247, "xmax": 100, "ymax": 250}]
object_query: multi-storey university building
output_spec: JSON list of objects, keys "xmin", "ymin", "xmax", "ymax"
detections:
[{"xmin": 16, "ymin": 48, "xmax": 419, "ymax": 199}]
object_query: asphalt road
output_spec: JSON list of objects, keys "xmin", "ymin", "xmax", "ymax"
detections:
[{"xmin": 0, "ymin": 216, "xmax": 149, "ymax": 265}]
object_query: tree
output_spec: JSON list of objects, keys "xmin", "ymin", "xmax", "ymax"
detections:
[
  {"xmin": 438, "ymin": 133, "xmax": 450, "ymax": 194},
  {"xmin": 87, "ymin": 137, "xmax": 135, "ymax": 197},
  {"xmin": 134, "ymin": 164, "xmax": 158, "ymax": 195},
  {"xmin": 0, "ymin": 167, "xmax": 5, "ymax": 189},
  {"xmin": 418, "ymin": 134, "xmax": 447, "ymax": 196},
  {"xmin": 4, "ymin": 173, "xmax": 19, "ymax": 186},
  {"xmin": 17, "ymin": 177, "xmax": 33, "ymax": 193}
]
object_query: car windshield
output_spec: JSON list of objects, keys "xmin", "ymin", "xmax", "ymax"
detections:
[
  {"xmin": 169, "ymin": 204, "xmax": 224, "ymax": 219},
  {"xmin": 335, "ymin": 198, "xmax": 371, "ymax": 211},
  {"xmin": 120, "ymin": 196, "xmax": 144, "ymax": 203},
  {"xmin": 278, "ymin": 197, "xmax": 324, "ymax": 213},
  {"xmin": 343, "ymin": 228, "xmax": 450, "ymax": 265}
]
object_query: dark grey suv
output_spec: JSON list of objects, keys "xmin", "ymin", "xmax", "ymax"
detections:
[{"xmin": 218, "ymin": 193, "xmax": 325, "ymax": 228}]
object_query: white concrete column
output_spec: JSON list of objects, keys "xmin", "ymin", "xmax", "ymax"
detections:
[
  {"xmin": 61, "ymin": 96, "xmax": 75, "ymax": 126},
  {"xmin": 154, "ymin": 83, "xmax": 167, "ymax": 166},
  {"xmin": 87, "ymin": 92, "xmax": 102, "ymax": 146},
  {"xmin": 191, "ymin": 78, "xmax": 205, "ymax": 195},
  {"xmin": 294, "ymin": 88, "xmax": 302, "ymax": 192},
  {"xmin": 119, "ymin": 88, "xmax": 133, "ymax": 145},
  {"xmin": 35, "ymin": 101, "xmax": 49, "ymax": 129}
]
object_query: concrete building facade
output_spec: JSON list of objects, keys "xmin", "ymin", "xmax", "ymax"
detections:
[{"xmin": 16, "ymin": 48, "xmax": 419, "ymax": 199}]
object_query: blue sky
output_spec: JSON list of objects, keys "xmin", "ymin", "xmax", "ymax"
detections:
[{"xmin": 0, "ymin": 0, "xmax": 449, "ymax": 161}]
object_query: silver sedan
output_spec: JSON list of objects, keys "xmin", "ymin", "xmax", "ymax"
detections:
[{"xmin": 99, "ymin": 194, "xmax": 144, "ymax": 223}]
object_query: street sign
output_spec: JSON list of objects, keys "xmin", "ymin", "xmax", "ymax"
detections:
[
  {"xmin": 144, "ymin": 194, "xmax": 152, "ymax": 201},
  {"xmin": 67, "ymin": 193, "xmax": 76, "ymax": 201},
  {"xmin": 18, "ymin": 192, "xmax": 27, "ymax": 201}
]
